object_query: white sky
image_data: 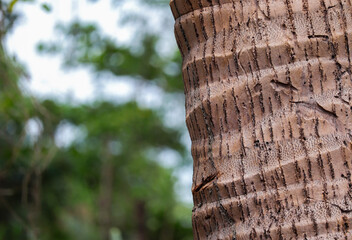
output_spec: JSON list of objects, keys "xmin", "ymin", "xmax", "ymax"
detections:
[
  {"xmin": 6, "ymin": 0, "xmax": 137, "ymax": 102},
  {"xmin": 5, "ymin": 0, "xmax": 193, "ymax": 203}
]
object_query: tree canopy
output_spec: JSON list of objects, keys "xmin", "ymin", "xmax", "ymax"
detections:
[{"xmin": 0, "ymin": 1, "xmax": 192, "ymax": 239}]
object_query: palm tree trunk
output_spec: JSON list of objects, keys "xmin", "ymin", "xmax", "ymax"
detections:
[{"xmin": 171, "ymin": 0, "xmax": 352, "ymax": 239}]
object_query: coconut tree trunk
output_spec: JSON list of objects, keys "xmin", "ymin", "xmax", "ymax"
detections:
[{"xmin": 171, "ymin": 0, "xmax": 352, "ymax": 239}]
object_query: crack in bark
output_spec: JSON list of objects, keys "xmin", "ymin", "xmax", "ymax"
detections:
[
  {"xmin": 308, "ymin": 35, "xmax": 329, "ymax": 40},
  {"xmin": 254, "ymin": 0, "xmax": 270, "ymax": 20},
  {"xmin": 334, "ymin": 94, "xmax": 351, "ymax": 106},
  {"xmin": 330, "ymin": 203, "xmax": 352, "ymax": 213},
  {"xmin": 193, "ymin": 172, "xmax": 219, "ymax": 193},
  {"xmin": 270, "ymin": 80, "xmax": 298, "ymax": 93},
  {"xmin": 291, "ymin": 100, "xmax": 338, "ymax": 118}
]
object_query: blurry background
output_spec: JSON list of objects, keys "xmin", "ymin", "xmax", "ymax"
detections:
[{"xmin": 0, "ymin": 0, "xmax": 193, "ymax": 239}]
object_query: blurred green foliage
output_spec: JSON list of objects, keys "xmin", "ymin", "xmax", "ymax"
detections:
[
  {"xmin": 0, "ymin": 1, "xmax": 192, "ymax": 240},
  {"xmin": 38, "ymin": 21, "xmax": 184, "ymax": 92}
]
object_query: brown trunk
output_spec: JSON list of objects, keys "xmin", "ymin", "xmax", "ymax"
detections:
[
  {"xmin": 171, "ymin": 0, "xmax": 352, "ymax": 239},
  {"xmin": 27, "ymin": 169, "xmax": 41, "ymax": 239},
  {"xmin": 135, "ymin": 200, "xmax": 147, "ymax": 240},
  {"xmin": 98, "ymin": 156, "xmax": 114, "ymax": 240}
]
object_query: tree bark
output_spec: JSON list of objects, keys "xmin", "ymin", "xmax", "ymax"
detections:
[{"xmin": 171, "ymin": 0, "xmax": 352, "ymax": 239}]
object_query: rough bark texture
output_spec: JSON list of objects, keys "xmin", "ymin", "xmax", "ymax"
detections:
[{"xmin": 171, "ymin": 0, "xmax": 352, "ymax": 239}]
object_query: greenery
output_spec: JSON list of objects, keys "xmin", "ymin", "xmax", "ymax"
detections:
[{"xmin": 0, "ymin": 0, "xmax": 192, "ymax": 239}]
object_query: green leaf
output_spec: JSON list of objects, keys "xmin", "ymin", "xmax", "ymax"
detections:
[
  {"xmin": 8, "ymin": 0, "xmax": 19, "ymax": 13},
  {"xmin": 41, "ymin": 3, "xmax": 52, "ymax": 12}
]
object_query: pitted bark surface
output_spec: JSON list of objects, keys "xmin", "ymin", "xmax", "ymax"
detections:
[{"xmin": 171, "ymin": 0, "xmax": 352, "ymax": 239}]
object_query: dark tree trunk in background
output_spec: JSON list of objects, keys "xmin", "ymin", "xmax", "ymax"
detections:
[
  {"xmin": 99, "ymin": 156, "xmax": 114, "ymax": 240},
  {"xmin": 171, "ymin": 0, "xmax": 352, "ymax": 238},
  {"xmin": 135, "ymin": 200, "xmax": 147, "ymax": 240}
]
